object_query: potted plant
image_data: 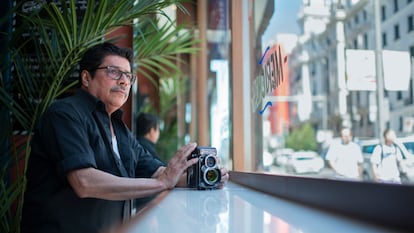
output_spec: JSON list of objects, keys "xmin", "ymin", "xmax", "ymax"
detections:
[
  {"xmin": 0, "ymin": 1, "xmax": 196, "ymax": 232},
  {"xmin": 134, "ymin": 18, "xmax": 198, "ymax": 161}
]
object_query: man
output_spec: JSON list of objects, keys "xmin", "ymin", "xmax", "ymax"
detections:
[
  {"xmin": 134, "ymin": 112, "xmax": 164, "ymax": 210},
  {"xmin": 325, "ymin": 127, "xmax": 363, "ymax": 180},
  {"xmin": 371, "ymin": 128, "xmax": 404, "ymax": 184},
  {"xmin": 21, "ymin": 42, "xmax": 229, "ymax": 233},
  {"xmin": 136, "ymin": 113, "xmax": 164, "ymax": 163}
]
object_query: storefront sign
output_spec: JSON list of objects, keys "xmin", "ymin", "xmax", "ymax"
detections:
[
  {"xmin": 345, "ymin": 49, "xmax": 411, "ymax": 91},
  {"xmin": 252, "ymin": 44, "xmax": 287, "ymax": 112}
]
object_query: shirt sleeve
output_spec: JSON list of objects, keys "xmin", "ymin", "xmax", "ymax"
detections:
[
  {"xmin": 325, "ymin": 142, "xmax": 338, "ymax": 161},
  {"xmin": 132, "ymin": 139, "xmax": 165, "ymax": 178},
  {"xmin": 370, "ymin": 145, "xmax": 381, "ymax": 165},
  {"xmin": 38, "ymin": 106, "xmax": 97, "ymax": 178},
  {"xmin": 396, "ymin": 145, "xmax": 404, "ymax": 161},
  {"xmin": 354, "ymin": 144, "xmax": 364, "ymax": 163}
]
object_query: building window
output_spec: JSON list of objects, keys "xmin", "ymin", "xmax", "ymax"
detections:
[
  {"xmin": 311, "ymin": 62, "xmax": 316, "ymax": 76},
  {"xmin": 381, "ymin": 5, "xmax": 386, "ymax": 21},
  {"xmin": 353, "ymin": 38, "xmax": 358, "ymax": 49},
  {"xmin": 363, "ymin": 33, "xmax": 368, "ymax": 49},
  {"xmin": 394, "ymin": 0, "xmax": 399, "ymax": 12},
  {"xmin": 363, "ymin": 10, "xmax": 367, "ymax": 21},
  {"xmin": 408, "ymin": 15, "xmax": 414, "ymax": 32},
  {"xmin": 354, "ymin": 14, "xmax": 359, "ymax": 24},
  {"xmin": 386, "ymin": 121, "xmax": 391, "ymax": 130},
  {"xmin": 410, "ymin": 46, "xmax": 414, "ymax": 106},
  {"xmin": 382, "ymin": 32, "xmax": 387, "ymax": 47},
  {"xmin": 397, "ymin": 91, "xmax": 403, "ymax": 100},
  {"xmin": 394, "ymin": 24, "xmax": 400, "ymax": 40},
  {"xmin": 409, "ymin": 79, "xmax": 413, "ymax": 105},
  {"xmin": 410, "ymin": 45, "xmax": 414, "ymax": 58}
]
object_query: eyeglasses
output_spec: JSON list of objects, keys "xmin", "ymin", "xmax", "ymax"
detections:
[{"xmin": 94, "ymin": 66, "xmax": 136, "ymax": 84}]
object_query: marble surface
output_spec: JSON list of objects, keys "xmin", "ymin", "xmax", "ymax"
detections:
[{"xmin": 119, "ymin": 182, "xmax": 404, "ymax": 233}]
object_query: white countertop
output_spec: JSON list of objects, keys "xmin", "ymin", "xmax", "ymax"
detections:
[{"xmin": 118, "ymin": 182, "xmax": 404, "ymax": 233}]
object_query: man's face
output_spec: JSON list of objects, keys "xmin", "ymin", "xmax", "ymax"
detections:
[
  {"xmin": 148, "ymin": 126, "xmax": 160, "ymax": 144},
  {"xmin": 153, "ymin": 126, "xmax": 160, "ymax": 143},
  {"xmin": 386, "ymin": 130, "xmax": 397, "ymax": 142},
  {"xmin": 341, "ymin": 129, "xmax": 352, "ymax": 144},
  {"xmin": 82, "ymin": 55, "xmax": 132, "ymax": 114}
]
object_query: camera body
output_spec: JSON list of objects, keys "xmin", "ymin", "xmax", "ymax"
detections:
[{"xmin": 187, "ymin": 146, "xmax": 221, "ymax": 190}]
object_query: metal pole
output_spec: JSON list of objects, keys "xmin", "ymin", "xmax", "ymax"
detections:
[
  {"xmin": 374, "ymin": 0, "xmax": 386, "ymax": 139},
  {"xmin": 412, "ymin": 57, "xmax": 414, "ymax": 104}
]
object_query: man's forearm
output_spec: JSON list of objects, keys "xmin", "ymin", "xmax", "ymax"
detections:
[
  {"xmin": 358, "ymin": 164, "xmax": 363, "ymax": 178},
  {"xmin": 68, "ymin": 167, "xmax": 168, "ymax": 201},
  {"xmin": 152, "ymin": 166, "xmax": 187, "ymax": 188}
]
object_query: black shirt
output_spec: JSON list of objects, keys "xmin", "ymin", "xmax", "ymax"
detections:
[
  {"xmin": 21, "ymin": 89, "xmax": 164, "ymax": 233},
  {"xmin": 137, "ymin": 136, "xmax": 165, "ymax": 165}
]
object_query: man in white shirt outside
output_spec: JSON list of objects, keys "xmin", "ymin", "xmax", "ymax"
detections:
[
  {"xmin": 326, "ymin": 128, "xmax": 364, "ymax": 181},
  {"xmin": 370, "ymin": 128, "xmax": 404, "ymax": 184}
]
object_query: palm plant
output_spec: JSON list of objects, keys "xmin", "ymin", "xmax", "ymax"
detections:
[
  {"xmin": 134, "ymin": 18, "xmax": 198, "ymax": 160},
  {"xmin": 140, "ymin": 75, "xmax": 190, "ymax": 161},
  {"xmin": 0, "ymin": 0, "xmax": 194, "ymax": 232},
  {"xmin": 134, "ymin": 18, "xmax": 197, "ymax": 85}
]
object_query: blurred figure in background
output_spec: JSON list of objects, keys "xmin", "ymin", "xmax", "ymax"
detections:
[
  {"xmin": 325, "ymin": 127, "xmax": 364, "ymax": 181},
  {"xmin": 136, "ymin": 112, "xmax": 165, "ymax": 164},
  {"xmin": 371, "ymin": 128, "xmax": 404, "ymax": 184}
]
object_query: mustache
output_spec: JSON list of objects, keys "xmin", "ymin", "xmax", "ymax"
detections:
[
  {"xmin": 110, "ymin": 86, "xmax": 130, "ymax": 97},
  {"xmin": 111, "ymin": 86, "xmax": 127, "ymax": 92}
]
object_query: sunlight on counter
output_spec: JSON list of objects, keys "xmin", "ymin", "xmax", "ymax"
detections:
[{"xmin": 117, "ymin": 182, "xmax": 401, "ymax": 233}]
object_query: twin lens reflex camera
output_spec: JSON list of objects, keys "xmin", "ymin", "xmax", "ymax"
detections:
[{"xmin": 187, "ymin": 146, "xmax": 221, "ymax": 190}]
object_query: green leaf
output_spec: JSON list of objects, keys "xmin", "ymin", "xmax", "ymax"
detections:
[{"xmin": 1, "ymin": 1, "xmax": 191, "ymax": 232}]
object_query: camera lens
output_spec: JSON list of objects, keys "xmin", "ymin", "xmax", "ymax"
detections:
[
  {"xmin": 204, "ymin": 168, "xmax": 219, "ymax": 185},
  {"xmin": 205, "ymin": 155, "xmax": 217, "ymax": 167}
]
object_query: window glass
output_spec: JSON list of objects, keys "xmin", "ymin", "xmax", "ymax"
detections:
[
  {"xmin": 207, "ymin": 0, "xmax": 232, "ymax": 170},
  {"xmin": 394, "ymin": 24, "xmax": 400, "ymax": 40},
  {"xmin": 408, "ymin": 15, "xmax": 414, "ymax": 32},
  {"xmin": 394, "ymin": 0, "xmax": 399, "ymax": 12},
  {"xmin": 252, "ymin": 0, "xmax": 414, "ymax": 186}
]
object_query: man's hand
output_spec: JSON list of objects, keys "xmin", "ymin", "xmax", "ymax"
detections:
[
  {"xmin": 218, "ymin": 167, "xmax": 229, "ymax": 188},
  {"xmin": 157, "ymin": 143, "xmax": 198, "ymax": 189}
]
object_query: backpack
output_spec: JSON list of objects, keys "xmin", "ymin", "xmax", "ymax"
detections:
[
  {"xmin": 379, "ymin": 143, "xmax": 405, "ymax": 161},
  {"xmin": 379, "ymin": 143, "xmax": 409, "ymax": 182}
]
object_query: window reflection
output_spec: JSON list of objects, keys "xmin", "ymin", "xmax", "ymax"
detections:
[
  {"xmin": 207, "ymin": 0, "xmax": 231, "ymax": 170},
  {"xmin": 254, "ymin": 0, "xmax": 414, "ymax": 185},
  {"xmin": 210, "ymin": 60, "xmax": 230, "ymax": 168}
]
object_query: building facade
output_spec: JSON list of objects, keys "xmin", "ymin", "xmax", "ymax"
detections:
[{"xmin": 289, "ymin": 0, "xmax": 414, "ymax": 139}]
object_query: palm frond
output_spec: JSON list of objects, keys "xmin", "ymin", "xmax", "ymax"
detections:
[
  {"xmin": 134, "ymin": 18, "xmax": 199, "ymax": 81},
  {"xmin": 1, "ymin": 1, "xmax": 190, "ymax": 232}
]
